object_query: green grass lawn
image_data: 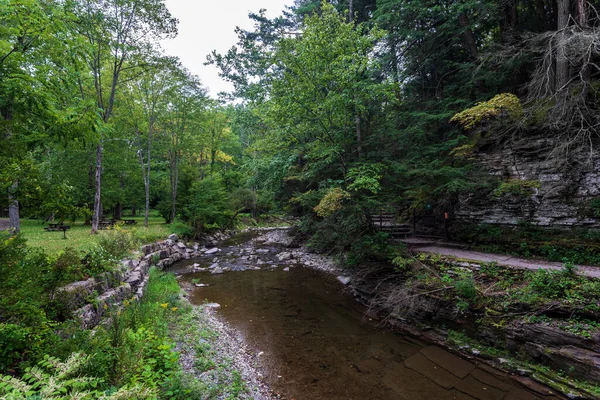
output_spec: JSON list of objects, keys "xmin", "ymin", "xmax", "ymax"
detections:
[{"xmin": 20, "ymin": 216, "xmax": 171, "ymax": 255}]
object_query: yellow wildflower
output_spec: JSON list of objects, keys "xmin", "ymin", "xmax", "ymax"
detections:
[
  {"xmin": 171, "ymin": 307, "xmax": 178, "ymax": 311},
  {"xmin": 160, "ymin": 303, "xmax": 168, "ymax": 308}
]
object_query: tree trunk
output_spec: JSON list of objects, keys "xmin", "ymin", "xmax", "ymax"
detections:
[
  {"xmin": 210, "ymin": 149, "xmax": 216, "ymax": 172},
  {"xmin": 355, "ymin": 110, "xmax": 362, "ymax": 159},
  {"xmin": 113, "ymin": 203, "xmax": 122, "ymax": 220},
  {"xmin": 535, "ymin": 0, "xmax": 548, "ymax": 27},
  {"xmin": 2, "ymin": 98, "xmax": 18, "ymax": 233},
  {"xmin": 144, "ymin": 123, "xmax": 153, "ymax": 228},
  {"xmin": 499, "ymin": 0, "xmax": 518, "ymax": 41},
  {"xmin": 251, "ymin": 186, "xmax": 257, "ymax": 219},
  {"xmin": 555, "ymin": 0, "xmax": 570, "ymax": 94},
  {"xmin": 131, "ymin": 204, "xmax": 136, "ymax": 216},
  {"xmin": 458, "ymin": 13, "xmax": 478, "ymax": 60},
  {"xmin": 8, "ymin": 181, "xmax": 20, "ymax": 234},
  {"xmin": 91, "ymin": 142, "xmax": 103, "ymax": 233},
  {"xmin": 85, "ymin": 159, "xmax": 94, "ymax": 225},
  {"xmin": 170, "ymin": 152, "xmax": 179, "ymax": 224},
  {"xmin": 348, "ymin": 0, "xmax": 353, "ymax": 22},
  {"xmin": 577, "ymin": 0, "xmax": 590, "ymax": 93},
  {"xmin": 577, "ymin": 0, "xmax": 588, "ymax": 26}
]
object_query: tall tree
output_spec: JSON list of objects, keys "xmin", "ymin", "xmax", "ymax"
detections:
[
  {"xmin": 163, "ymin": 70, "xmax": 207, "ymax": 223},
  {"xmin": 75, "ymin": 0, "xmax": 177, "ymax": 233},
  {"xmin": 0, "ymin": 0, "xmax": 90, "ymax": 232}
]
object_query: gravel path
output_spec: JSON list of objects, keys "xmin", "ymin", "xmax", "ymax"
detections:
[{"xmin": 413, "ymin": 245, "xmax": 600, "ymax": 278}]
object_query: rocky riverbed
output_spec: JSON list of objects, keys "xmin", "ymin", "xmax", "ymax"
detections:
[{"xmin": 169, "ymin": 228, "xmax": 570, "ymax": 400}]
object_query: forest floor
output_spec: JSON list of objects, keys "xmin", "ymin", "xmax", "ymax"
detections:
[{"xmin": 402, "ymin": 238, "xmax": 600, "ymax": 278}]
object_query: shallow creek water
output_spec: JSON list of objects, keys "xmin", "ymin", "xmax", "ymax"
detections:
[{"xmin": 172, "ymin": 232, "xmax": 557, "ymax": 400}]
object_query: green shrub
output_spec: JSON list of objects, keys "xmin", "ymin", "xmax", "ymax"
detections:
[
  {"xmin": 528, "ymin": 270, "xmax": 575, "ymax": 299},
  {"xmin": 0, "ymin": 323, "xmax": 30, "ymax": 371},
  {"xmin": 455, "ymin": 277, "xmax": 477, "ymax": 300},
  {"xmin": 80, "ymin": 246, "xmax": 119, "ymax": 277},
  {"xmin": 169, "ymin": 220, "xmax": 194, "ymax": 238},
  {"xmin": 562, "ymin": 259, "xmax": 578, "ymax": 276},
  {"xmin": 98, "ymin": 228, "xmax": 138, "ymax": 260}
]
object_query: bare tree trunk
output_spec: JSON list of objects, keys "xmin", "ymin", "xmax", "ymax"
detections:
[
  {"xmin": 8, "ymin": 181, "xmax": 19, "ymax": 234},
  {"xmin": 2, "ymin": 100, "xmax": 18, "ymax": 233},
  {"xmin": 170, "ymin": 151, "xmax": 179, "ymax": 224},
  {"xmin": 91, "ymin": 142, "xmax": 103, "ymax": 233},
  {"xmin": 577, "ymin": 0, "xmax": 590, "ymax": 92},
  {"xmin": 85, "ymin": 160, "xmax": 94, "ymax": 225},
  {"xmin": 556, "ymin": 0, "xmax": 570, "ymax": 94},
  {"xmin": 144, "ymin": 123, "xmax": 153, "ymax": 228},
  {"xmin": 577, "ymin": 0, "xmax": 588, "ymax": 25}
]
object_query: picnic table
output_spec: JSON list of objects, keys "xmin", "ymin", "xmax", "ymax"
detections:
[
  {"xmin": 99, "ymin": 219, "xmax": 116, "ymax": 229},
  {"xmin": 44, "ymin": 223, "xmax": 70, "ymax": 239},
  {"xmin": 122, "ymin": 219, "xmax": 137, "ymax": 225}
]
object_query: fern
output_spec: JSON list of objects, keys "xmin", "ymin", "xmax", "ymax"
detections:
[{"xmin": 0, "ymin": 353, "xmax": 156, "ymax": 399}]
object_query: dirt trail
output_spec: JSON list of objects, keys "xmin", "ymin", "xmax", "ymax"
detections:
[{"xmin": 408, "ymin": 243, "xmax": 600, "ymax": 278}]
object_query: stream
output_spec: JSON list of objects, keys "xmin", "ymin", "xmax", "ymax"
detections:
[{"xmin": 170, "ymin": 230, "xmax": 557, "ymax": 400}]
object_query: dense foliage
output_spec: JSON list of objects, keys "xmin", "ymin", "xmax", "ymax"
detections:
[
  {"xmin": 207, "ymin": 0, "xmax": 600, "ymax": 256},
  {"xmin": 2, "ymin": 0, "xmax": 600, "ymax": 395}
]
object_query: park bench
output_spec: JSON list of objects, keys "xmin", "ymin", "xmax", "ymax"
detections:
[{"xmin": 44, "ymin": 223, "xmax": 70, "ymax": 239}]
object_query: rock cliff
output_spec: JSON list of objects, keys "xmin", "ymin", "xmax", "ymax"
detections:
[{"xmin": 454, "ymin": 133, "xmax": 600, "ymax": 228}]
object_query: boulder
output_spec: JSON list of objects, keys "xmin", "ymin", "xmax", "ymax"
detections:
[{"xmin": 205, "ymin": 247, "xmax": 220, "ymax": 255}]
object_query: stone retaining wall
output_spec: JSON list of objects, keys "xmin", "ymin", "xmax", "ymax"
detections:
[{"xmin": 61, "ymin": 231, "xmax": 232, "ymax": 330}]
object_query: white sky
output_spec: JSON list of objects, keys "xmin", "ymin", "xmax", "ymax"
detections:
[{"xmin": 161, "ymin": 0, "xmax": 293, "ymax": 98}]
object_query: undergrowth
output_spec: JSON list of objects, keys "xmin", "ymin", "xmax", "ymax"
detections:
[
  {"xmin": 453, "ymin": 223, "xmax": 600, "ymax": 265},
  {"xmin": 1, "ymin": 267, "xmax": 247, "ymax": 399}
]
